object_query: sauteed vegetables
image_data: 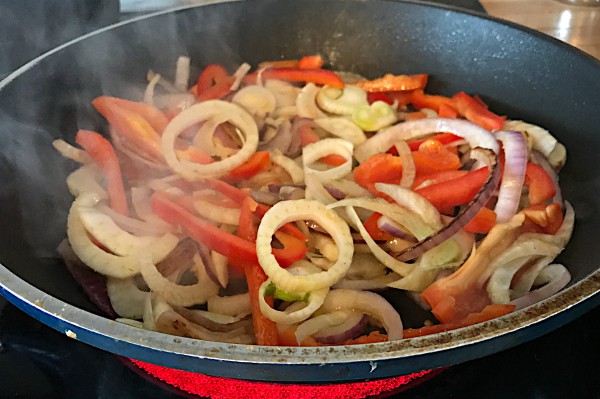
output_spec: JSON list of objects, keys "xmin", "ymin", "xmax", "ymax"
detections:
[{"xmin": 54, "ymin": 54, "xmax": 573, "ymax": 346}]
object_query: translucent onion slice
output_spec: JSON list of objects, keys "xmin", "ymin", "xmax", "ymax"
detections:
[
  {"xmin": 494, "ymin": 130, "xmax": 527, "ymax": 223},
  {"xmin": 174, "ymin": 56, "xmax": 191, "ymax": 92},
  {"xmin": 510, "ymin": 264, "xmax": 571, "ymax": 310},
  {"xmin": 352, "ymin": 101, "xmax": 398, "ymax": 132},
  {"xmin": 302, "ymin": 138, "xmax": 353, "ymax": 182},
  {"xmin": 258, "ymin": 280, "xmax": 329, "ymax": 324},
  {"xmin": 192, "ymin": 198, "xmax": 241, "ymax": 226},
  {"xmin": 207, "ymin": 293, "xmax": 251, "ymax": 318},
  {"xmin": 354, "ymin": 118, "xmax": 500, "ymax": 163},
  {"xmin": 296, "ymin": 83, "xmax": 328, "ymax": 119},
  {"xmin": 295, "ymin": 311, "xmax": 350, "ymax": 344},
  {"xmin": 333, "ymin": 272, "xmax": 401, "ymax": 290},
  {"xmin": 232, "ymin": 85, "xmax": 277, "ymax": 117},
  {"xmin": 210, "ymin": 250, "xmax": 229, "ymax": 288},
  {"xmin": 256, "ymin": 199, "xmax": 353, "ymax": 293},
  {"xmin": 394, "ymin": 140, "xmax": 416, "ymax": 188},
  {"xmin": 374, "ymin": 183, "xmax": 442, "ymax": 229},
  {"xmin": 487, "ymin": 255, "xmax": 554, "ymax": 304},
  {"xmin": 314, "ymin": 117, "xmax": 367, "ymax": 146},
  {"xmin": 503, "ymin": 120, "xmax": 557, "ymax": 159},
  {"xmin": 66, "ymin": 164, "xmax": 106, "ymax": 199},
  {"xmin": 140, "ymin": 252, "xmax": 219, "ymax": 307},
  {"xmin": 230, "ymin": 62, "xmax": 252, "ymax": 91},
  {"xmin": 318, "ymin": 289, "xmax": 404, "ymax": 340},
  {"xmin": 270, "ymin": 149, "xmax": 305, "ymax": 184},
  {"xmin": 97, "ymin": 204, "xmax": 173, "ymax": 236},
  {"xmin": 387, "ymin": 267, "xmax": 438, "ymax": 291},
  {"xmin": 144, "ymin": 72, "xmax": 162, "ymax": 105},
  {"xmin": 316, "ymin": 85, "xmax": 368, "ymax": 115},
  {"xmin": 264, "ymin": 79, "xmax": 301, "ymax": 108},
  {"xmin": 161, "ymin": 100, "xmax": 259, "ymax": 180},
  {"xmin": 107, "ymin": 276, "xmax": 148, "ymax": 319},
  {"xmin": 67, "ymin": 199, "xmax": 179, "ymax": 279},
  {"xmin": 53, "ymin": 139, "xmax": 92, "ymax": 164}
]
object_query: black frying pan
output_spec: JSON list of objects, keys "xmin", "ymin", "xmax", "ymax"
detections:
[{"xmin": 0, "ymin": 0, "xmax": 599, "ymax": 383}]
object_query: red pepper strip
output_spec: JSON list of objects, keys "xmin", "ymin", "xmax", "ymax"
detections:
[
  {"xmin": 254, "ymin": 68, "xmax": 345, "ymax": 89},
  {"xmin": 464, "ymin": 207, "xmax": 497, "ymax": 234},
  {"xmin": 364, "ymin": 213, "xmax": 395, "ymax": 241},
  {"xmin": 258, "ymin": 59, "xmax": 299, "ymax": 69},
  {"xmin": 387, "ymin": 91, "xmax": 413, "ymax": 107},
  {"xmin": 75, "ymin": 130, "xmax": 128, "ymax": 215},
  {"xmin": 415, "ymin": 167, "xmax": 488, "ymax": 210},
  {"xmin": 92, "ymin": 97, "xmax": 163, "ymax": 161},
  {"xmin": 297, "ymin": 54, "xmax": 325, "ymax": 69},
  {"xmin": 194, "ymin": 64, "xmax": 235, "ymax": 101},
  {"xmin": 402, "ymin": 304, "xmax": 515, "ymax": 338},
  {"xmin": 412, "ymin": 169, "xmax": 468, "ymax": 190},
  {"xmin": 405, "ymin": 111, "xmax": 427, "ymax": 121},
  {"xmin": 355, "ymin": 74, "xmax": 423, "ymax": 93},
  {"xmin": 238, "ymin": 197, "xmax": 259, "ymax": 241},
  {"xmin": 175, "ymin": 146, "xmax": 214, "ymax": 165},
  {"xmin": 299, "ymin": 123, "xmax": 348, "ymax": 166},
  {"xmin": 523, "ymin": 202, "xmax": 563, "ymax": 235},
  {"xmin": 151, "ymin": 192, "xmax": 306, "ymax": 268},
  {"xmin": 93, "ymin": 96, "xmax": 169, "ymax": 133},
  {"xmin": 245, "ymin": 263, "xmax": 279, "ymax": 345},
  {"xmin": 367, "ymin": 92, "xmax": 393, "ymax": 105},
  {"xmin": 409, "ymin": 89, "xmax": 455, "ymax": 112},
  {"xmin": 407, "ymin": 132, "xmax": 462, "ymax": 151},
  {"xmin": 524, "ymin": 162, "xmax": 556, "ymax": 205},
  {"xmin": 438, "ymin": 103, "xmax": 459, "ymax": 118},
  {"xmin": 226, "ymin": 151, "xmax": 271, "ymax": 182},
  {"xmin": 451, "ymin": 92, "xmax": 505, "ymax": 131}
]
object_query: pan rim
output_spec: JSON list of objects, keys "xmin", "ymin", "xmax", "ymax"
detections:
[{"xmin": 0, "ymin": 0, "xmax": 599, "ymax": 380}]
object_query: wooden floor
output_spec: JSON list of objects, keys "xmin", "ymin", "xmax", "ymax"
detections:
[{"xmin": 481, "ymin": 0, "xmax": 600, "ymax": 59}]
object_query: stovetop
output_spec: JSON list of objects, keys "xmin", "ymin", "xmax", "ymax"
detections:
[{"xmin": 0, "ymin": 1, "xmax": 598, "ymax": 398}]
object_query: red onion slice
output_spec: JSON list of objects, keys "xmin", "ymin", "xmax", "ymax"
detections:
[
  {"xmin": 510, "ymin": 264, "xmax": 571, "ymax": 311},
  {"xmin": 313, "ymin": 312, "xmax": 368, "ymax": 344},
  {"xmin": 395, "ymin": 148, "xmax": 500, "ymax": 261},
  {"xmin": 377, "ymin": 216, "xmax": 415, "ymax": 241},
  {"xmin": 494, "ymin": 130, "xmax": 527, "ymax": 223}
]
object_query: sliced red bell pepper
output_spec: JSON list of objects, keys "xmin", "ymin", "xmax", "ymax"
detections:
[
  {"xmin": 194, "ymin": 64, "xmax": 235, "ymax": 101},
  {"xmin": 355, "ymin": 74, "xmax": 423, "ymax": 92},
  {"xmin": 412, "ymin": 139, "xmax": 461, "ymax": 174},
  {"xmin": 94, "ymin": 96, "xmax": 169, "ymax": 133},
  {"xmin": 367, "ymin": 92, "xmax": 393, "ymax": 105},
  {"xmin": 438, "ymin": 103, "xmax": 459, "ymax": 118},
  {"xmin": 523, "ymin": 202, "xmax": 563, "ymax": 235},
  {"xmin": 151, "ymin": 192, "xmax": 306, "ymax": 268},
  {"xmin": 409, "ymin": 89, "xmax": 454, "ymax": 112},
  {"xmin": 451, "ymin": 92, "xmax": 505, "ymax": 131},
  {"xmin": 405, "ymin": 111, "xmax": 427, "ymax": 121},
  {"xmin": 297, "ymin": 54, "xmax": 325, "ymax": 69},
  {"xmin": 252, "ymin": 67, "xmax": 345, "ymax": 88},
  {"xmin": 92, "ymin": 96, "xmax": 163, "ymax": 161},
  {"xmin": 75, "ymin": 130, "xmax": 128, "ymax": 215},
  {"xmin": 524, "ymin": 162, "xmax": 556, "ymax": 205},
  {"xmin": 226, "ymin": 151, "xmax": 271, "ymax": 182},
  {"xmin": 364, "ymin": 212, "xmax": 395, "ymax": 242},
  {"xmin": 175, "ymin": 146, "xmax": 214, "ymax": 165},
  {"xmin": 402, "ymin": 304, "xmax": 515, "ymax": 338},
  {"xmin": 415, "ymin": 167, "xmax": 488, "ymax": 211},
  {"xmin": 412, "ymin": 169, "xmax": 468, "ymax": 189},
  {"xmin": 407, "ymin": 132, "xmax": 462, "ymax": 151},
  {"xmin": 238, "ymin": 196, "xmax": 259, "ymax": 241},
  {"xmin": 245, "ymin": 263, "xmax": 279, "ymax": 345},
  {"xmin": 464, "ymin": 207, "xmax": 497, "ymax": 234}
]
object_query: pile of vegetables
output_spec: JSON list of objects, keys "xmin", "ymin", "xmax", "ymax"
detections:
[{"xmin": 53, "ymin": 54, "xmax": 573, "ymax": 346}]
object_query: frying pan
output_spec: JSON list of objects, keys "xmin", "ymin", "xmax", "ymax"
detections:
[{"xmin": 0, "ymin": 0, "xmax": 599, "ymax": 383}]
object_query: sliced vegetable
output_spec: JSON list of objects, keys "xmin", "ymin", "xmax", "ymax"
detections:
[
  {"xmin": 355, "ymin": 74, "xmax": 424, "ymax": 92},
  {"xmin": 352, "ymin": 101, "xmax": 397, "ymax": 131},
  {"xmin": 525, "ymin": 162, "xmax": 556, "ymax": 205},
  {"xmin": 451, "ymin": 92, "xmax": 505, "ymax": 131}
]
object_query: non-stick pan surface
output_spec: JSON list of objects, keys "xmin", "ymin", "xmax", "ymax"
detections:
[{"xmin": 0, "ymin": 0, "xmax": 599, "ymax": 382}]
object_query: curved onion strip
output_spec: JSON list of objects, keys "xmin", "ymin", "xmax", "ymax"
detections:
[
  {"xmin": 302, "ymin": 138, "xmax": 354, "ymax": 182},
  {"xmin": 131, "ymin": 186, "xmax": 173, "ymax": 224},
  {"xmin": 207, "ymin": 293, "xmax": 251, "ymax": 318},
  {"xmin": 395, "ymin": 148, "xmax": 500, "ymax": 261},
  {"xmin": 531, "ymin": 150, "xmax": 563, "ymax": 206},
  {"xmin": 260, "ymin": 120, "xmax": 293, "ymax": 153},
  {"xmin": 53, "ymin": 139, "xmax": 92, "ymax": 164},
  {"xmin": 295, "ymin": 311, "xmax": 350, "ymax": 344},
  {"xmin": 107, "ymin": 276, "xmax": 148, "ymax": 319},
  {"xmin": 487, "ymin": 255, "xmax": 554, "ymax": 304},
  {"xmin": 333, "ymin": 272, "xmax": 401, "ymax": 290},
  {"xmin": 503, "ymin": 120, "xmax": 557, "ymax": 158},
  {"xmin": 97, "ymin": 204, "xmax": 173, "ymax": 236},
  {"xmin": 305, "ymin": 174, "xmax": 338, "ymax": 205},
  {"xmin": 354, "ymin": 118, "xmax": 499, "ymax": 163},
  {"xmin": 316, "ymin": 85, "xmax": 368, "ymax": 115},
  {"xmin": 210, "ymin": 250, "xmax": 229, "ymax": 288},
  {"xmin": 192, "ymin": 113, "xmax": 234, "ymax": 156},
  {"xmin": 174, "ymin": 56, "xmax": 191, "ymax": 92},
  {"xmin": 144, "ymin": 72, "xmax": 162, "ymax": 105},
  {"xmin": 345, "ymin": 253, "xmax": 388, "ymax": 280},
  {"xmin": 270, "ymin": 149, "xmax": 305, "ymax": 184},
  {"xmin": 67, "ymin": 204, "xmax": 178, "ymax": 278},
  {"xmin": 394, "ymin": 141, "xmax": 416, "ymax": 188},
  {"xmin": 66, "ymin": 164, "xmax": 106, "ymax": 199},
  {"xmin": 264, "ymin": 79, "xmax": 301, "ymax": 108},
  {"xmin": 318, "ymin": 289, "xmax": 404, "ymax": 340},
  {"xmin": 140, "ymin": 252, "xmax": 219, "ymax": 307},
  {"xmin": 327, "ymin": 179, "xmax": 372, "ymax": 198},
  {"xmin": 387, "ymin": 267, "xmax": 438, "ymax": 291},
  {"xmin": 258, "ymin": 280, "xmax": 329, "ymax": 324},
  {"xmin": 312, "ymin": 311, "xmax": 366, "ymax": 343},
  {"xmin": 375, "ymin": 183, "xmax": 442, "ymax": 229},
  {"xmin": 296, "ymin": 83, "xmax": 328, "ymax": 119},
  {"xmin": 230, "ymin": 62, "xmax": 252, "ymax": 91},
  {"xmin": 494, "ymin": 130, "xmax": 527, "ymax": 223},
  {"xmin": 256, "ymin": 200, "xmax": 353, "ymax": 293},
  {"xmin": 192, "ymin": 198, "xmax": 241, "ymax": 226},
  {"xmin": 314, "ymin": 117, "xmax": 367, "ymax": 146},
  {"xmin": 232, "ymin": 85, "xmax": 277, "ymax": 117},
  {"xmin": 510, "ymin": 264, "xmax": 571, "ymax": 310},
  {"xmin": 162, "ymin": 100, "xmax": 258, "ymax": 180}
]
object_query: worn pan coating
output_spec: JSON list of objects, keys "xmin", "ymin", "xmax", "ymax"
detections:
[{"xmin": 0, "ymin": 0, "xmax": 599, "ymax": 382}]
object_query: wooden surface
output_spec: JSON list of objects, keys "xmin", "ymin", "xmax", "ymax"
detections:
[{"xmin": 481, "ymin": 0, "xmax": 600, "ymax": 59}]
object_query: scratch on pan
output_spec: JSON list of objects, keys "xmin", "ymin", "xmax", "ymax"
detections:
[
  {"xmin": 65, "ymin": 330, "xmax": 78, "ymax": 339},
  {"xmin": 369, "ymin": 361, "xmax": 377, "ymax": 372}
]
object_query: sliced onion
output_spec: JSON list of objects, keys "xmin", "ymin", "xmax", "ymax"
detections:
[
  {"xmin": 333, "ymin": 272, "xmax": 401, "ymax": 291},
  {"xmin": 503, "ymin": 120, "xmax": 557, "ymax": 159},
  {"xmin": 264, "ymin": 79, "xmax": 301, "ymax": 107},
  {"xmin": 395, "ymin": 140, "xmax": 416, "ymax": 188},
  {"xmin": 326, "ymin": 179, "xmax": 372, "ymax": 199},
  {"xmin": 510, "ymin": 264, "xmax": 571, "ymax": 310},
  {"xmin": 207, "ymin": 293, "xmax": 251, "ymax": 318},
  {"xmin": 209, "ymin": 249, "xmax": 229, "ymax": 288},
  {"xmin": 139, "ymin": 251, "xmax": 219, "ymax": 307},
  {"xmin": 296, "ymin": 83, "xmax": 327, "ymax": 119},
  {"xmin": 316, "ymin": 84, "xmax": 368, "ymax": 115},
  {"xmin": 314, "ymin": 117, "xmax": 367, "ymax": 145},
  {"xmin": 193, "ymin": 198, "xmax": 241, "ymax": 226},
  {"xmin": 53, "ymin": 139, "xmax": 92, "ymax": 164},
  {"xmin": 302, "ymin": 138, "xmax": 353, "ymax": 182},
  {"xmin": 295, "ymin": 311, "xmax": 350, "ymax": 344},
  {"xmin": 256, "ymin": 200, "xmax": 353, "ymax": 293},
  {"xmin": 107, "ymin": 276, "xmax": 148, "ymax": 319},
  {"xmin": 144, "ymin": 72, "xmax": 162, "ymax": 105},
  {"xmin": 319, "ymin": 289, "xmax": 403, "ymax": 340},
  {"xmin": 230, "ymin": 62, "xmax": 252, "ymax": 91},
  {"xmin": 377, "ymin": 216, "xmax": 414, "ymax": 240},
  {"xmin": 270, "ymin": 149, "xmax": 304, "ymax": 184},
  {"xmin": 394, "ymin": 148, "xmax": 500, "ymax": 261},
  {"xmin": 345, "ymin": 253, "xmax": 388, "ymax": 280},
  {"xmin": 354, "ymin": 118, "xmax": 499, "ymax": 163},
  {"xmin": 531, "ymin": 150, "xmax": 563, "ymax": 206},
  {"xmin": 305, "ymin": 174, "xmax": 338, "ymax": 205},
  {"xmin": 494, "ymin": 130, "xmax": 527, "ymax": 223},
  {"xmin": 374, "ymin": 183, "xmax": 442, "ymax": 229},
  {"xmin": 161, "ymin": 100, "xmax": 259, "ymax": 180},
  {"xmin": 97, "ymin": 204, "xmax": 173, "ymax": 236},
  {"xmin": 386, "ymin": 267, "xmax": 438, "ymax": 291},
  {"xmin": 313, "ymin": 312, "xmax": 367, "ymax": 344},
  {"xmin": 232, "ymin": 85, "xmax": 277, "ymax": 117},
  {"xmin": 174, "ymin": 56, "xmax": 191, "ymax": 92},
  {"xmin": 172, "ymin": 307, "xmax": 250, "ymax": 332},
  {"xmin": 258, "ymin": 281, "xmax": 329, "ymax": 324},
  {"xmin": 259, "ymin": 120, "xmax": 293, "ymax": 153},
  {"xmin": 66, "ymin": 164, "xmax": 106, "ymax": 199}
]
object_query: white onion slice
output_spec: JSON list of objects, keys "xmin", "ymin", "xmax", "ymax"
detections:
[
  {"xmin": 107, "ymin": 276, "xmax": 148, "ymax": 319},
  {"xmin": 258, "ymin": 280, "xmax": 329, "ymax": 324},
  {"xmin": 97, "ymin": 204, "xmax": 173, "ymax": 236},
  {"xmin": 256, "ymin": 199, "xmax": 353, "ymax": 293},
  {"xmin": 210, "ymin": 250, "xmax": 229, "ymax": 289},
  {"xmin": 296, "ymin": 83, "xmax": 328, "ymax": 119},
  {"xmin": 333, "ymin": 272, "xmax": 401, "ymax": 290},
  {"xmin": 174, "ymin": 56, "xmax": 191, "ymax": 92},
  {"xmin": 270, "ymin": 149, "xmax": 305, "ymax": 184},
  {"xmin": 295, "ymin": 311, "xmax": 350, "ymax": 344},
  {"xmin": 395, "ymin": 140, "xmax": 416, "ymax": 188},
  {"xmin": 302, "ymin": 138, "xmax": 353, "ymax": 182},
  {"xmin": 66, "ymin": 164, "xmax": 106, "ymax": 199},
  {"xmin": 354, "ymin": 118, "xmax": 499, "ymax": 163},
  {"xmin": 503, "ymin": 120, "xmax": 557, "ymax": 159},
  {"xmin": 161, "ymin": 100, "xmax": 259, "ymax": 180},
  {"xmin": 494, "ymin": 130, "xmax": 527, "ymax": 223},
  {"xmin": 207, "ymin": 293, "xmax": 251, "ymax": 318},
  {"xmin": 316, "ymin": 85, "xmax": 368, "ymax": 115},
  {"xmin": 232, "ymin": 85, "xmax": 277, "ymax": 117},
  {"xmin": 510, "ymin": 264, "xmax": 571, "ymax": 310},
  {"xmin": 264, "ymin": 79, "xmax": 301, "ymax": 107},
  {"xmin": 487, "ymin": 255, "xmax": 553, "ymax": 304},
  {"xmin": 192, "ymin": 197, "xmax": 241, "ymax": 226},
  {"xmin": 374, "ymin": 183, "xmax": 442, "ymax": 229},
  {"xmin": 230, "ymin": 62, "xmax": 252, "ymax": 91},
  {"xmin": 140, "ymin": 252, "xmax": 219, "ymax": 307},
  {"xmin": 144, "ymin": 72, "xmax": 162, "ymax": 105},
  {"xmin": 319, "ymin": 289, "xmax": 403, "ymax": 340},
  {"xmin": 314, "ymin": 117, "xmax": 367, "ymax": 146},
  {"xmin": 53, "ymin": 139, "xmax": 92, "ymax": 164}
]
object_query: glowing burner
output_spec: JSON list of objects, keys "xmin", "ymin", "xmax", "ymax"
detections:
[{"xmin": 128, "ymin": 359, "xmax": 445, "ymax": 399}]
